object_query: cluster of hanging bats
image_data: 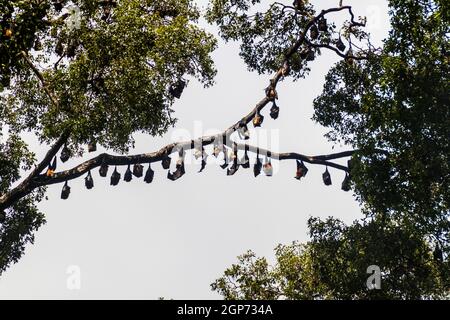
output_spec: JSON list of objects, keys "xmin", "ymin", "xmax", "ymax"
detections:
[
  {"xmin": 25, "ymin": 0, "xmax": 353, "ymax": 200},
  {"xmin": 48, "ymin": 143, "xmax": 350, "ymax": 201},
  {"xmin": 292, "ymin": 0, "xmax": 353, "ymax": 64},
  {"xmin": 45, "ymin": 82, "xmax": 351, "ymax": 200}
]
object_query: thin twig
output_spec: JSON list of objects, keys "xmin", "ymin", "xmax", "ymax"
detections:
[{"xmin": 20, "ymin": 51, "xmax": 59, "ymax": 109}]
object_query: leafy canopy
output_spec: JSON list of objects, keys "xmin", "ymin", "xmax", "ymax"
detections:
[
  {"xmin": 0, "ymin": 0, "xmax": 216, "ymax": 274},
  {"xmin": 313, "ymin": 0, "xmax": 449, "ymax": 238},
  {"xmin": 212, "ymin": 216, "xmax": 449, "ymax": 300},
  {"xmin": 209, "ymin": 0, "xmax": 449, "ymax": 299},
  {"xmin": 2, "ymin": 0, "xmax": 217, "ymax": 152}
]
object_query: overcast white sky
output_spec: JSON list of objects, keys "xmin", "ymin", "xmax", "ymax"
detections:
[{"xmin": 0, "ymin": 0, "xmax": 390, "ymax": 299}]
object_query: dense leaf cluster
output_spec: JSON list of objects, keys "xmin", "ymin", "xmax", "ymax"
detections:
[
  {"xmin": 0, "ymin": 0, "xmax": 216, "ymax": 274},
  {"xmin": 212, "ymin": 216, "xmax": 449, "ymax": 299},
  {"xmin": 211, "ymin": 0, "xmax": 449, "ymax": 299},
  {"xmin": 313, "ymin": 0, "xmax": 449, "ymax": 239}
]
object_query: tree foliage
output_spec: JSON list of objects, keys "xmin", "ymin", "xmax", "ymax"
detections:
[
  {"xmin": 212, "ymin": 217, "xmax": 450, "ymax": 299},
  {"xmin": 0, "ymin": 0, "xmax": 216, "ymax": 274},
  {"xmin": 206, "ymin": 0, "xmax": 368, "ymax": 79},
  {"xmin": 313, "ymin": 0, "xmax": 449, "ymax": 239},
  {"xmin": 1, "ymin": 0, "xmax": 216, "ymax": 151},
  {"xmin": 210, "ymin": 0, "xmax": 449, "ymax": 299}
]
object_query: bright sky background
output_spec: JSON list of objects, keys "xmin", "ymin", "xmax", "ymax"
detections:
[{"xmin": 0, "ymin": 0, "xmax": 390, "ymax": 299}]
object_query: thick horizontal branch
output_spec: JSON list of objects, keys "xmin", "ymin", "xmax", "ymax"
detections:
[{"xmin": 30, "ymin": 140, "xmax": 361, "ymax": 187}]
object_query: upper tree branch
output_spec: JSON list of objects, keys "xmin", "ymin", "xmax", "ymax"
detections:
[{"xmin": 226, "ymin": 6, "xmax": 369, "ymax": 134}]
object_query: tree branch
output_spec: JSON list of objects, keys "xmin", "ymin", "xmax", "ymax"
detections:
[
  {"xmin": 305, "ymin": 40, "xmax": 370, "ymax": 60},
  {"xmin": 20, "ymin": 51, "xmax": 59, "ymax": 109},
  {"xmin": 0, "ymin": 131, "xmax": 69, "ymax": 210},
  {"xmin": 0, "ymin": 53, "xmax": 68, "ymax": 210},
  {"xmin": 224, "ymin": 7, "xmax": 360, "ymax": 134},
  {"xmin": 30, "ymin": 143, "xmax": 355, "ymax": 187}
]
